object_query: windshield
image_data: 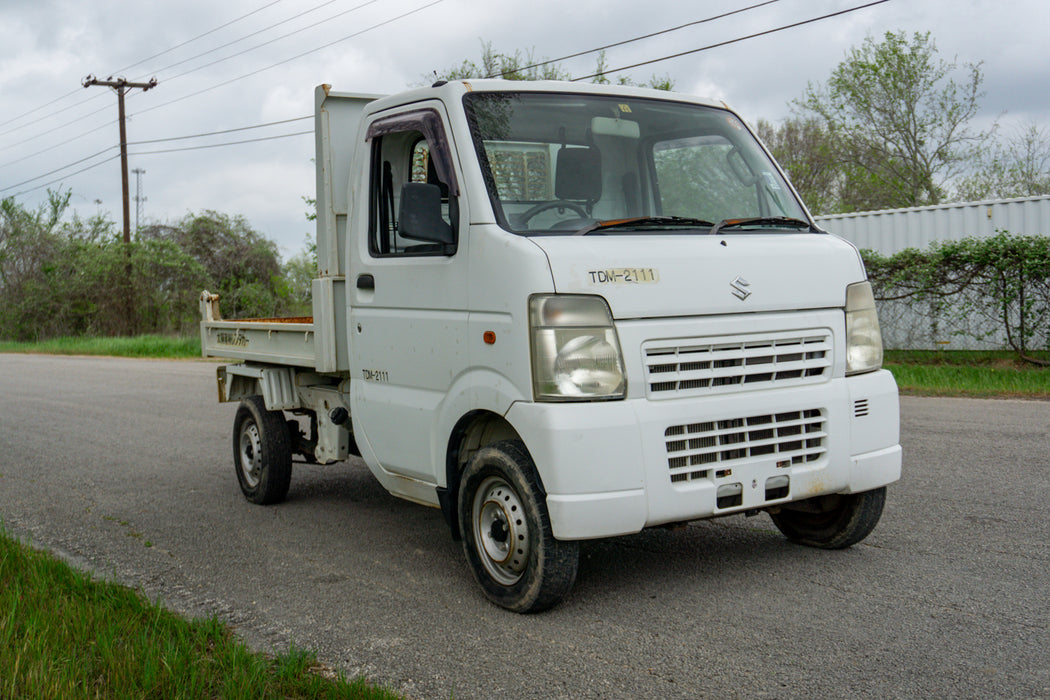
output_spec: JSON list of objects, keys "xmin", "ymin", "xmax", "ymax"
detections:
[{"xmin": 463, "ymin": 91, "xmax": 808, "ymax": 235}]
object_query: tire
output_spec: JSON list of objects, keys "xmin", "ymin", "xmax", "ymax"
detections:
[
  {"xmin": 769, "ymin": 486, "xmax": 886, "ymax": 549},
  {"xmin": 232, "ymin": 396, "xmax": 293, "ymax": 505},
  {"xmin": 458, "ymin": 440, "xmax": 579, "ymax": 613}
]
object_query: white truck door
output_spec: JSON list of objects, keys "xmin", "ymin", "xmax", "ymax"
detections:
[{"xmin": 348, "ymin": 103, "xmax": 468, "ymax": 484}]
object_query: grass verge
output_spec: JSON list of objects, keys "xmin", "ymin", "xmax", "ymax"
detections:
[
  {"xmin": 0, "ymin": 334, "xmax": 202, "ymax": 359},
  {"xmin": 884, "ymin": 350, "xmax": 1050, "ymax": 398},
  {"xmin": 0, "ymin": 528, "xmax": 401, "ymax": 699}
]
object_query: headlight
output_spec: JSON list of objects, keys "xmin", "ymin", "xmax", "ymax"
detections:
[
  {"xmin": 845, "ymin": 281, "xmax": 883, "ymax": 375},
  {"xmin": 530, "ymin": 295, "xmax": 626, "ymax": 401}
]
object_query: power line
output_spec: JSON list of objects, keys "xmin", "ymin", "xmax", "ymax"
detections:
[
  {"xmin": 0, "ymin": 145, "xmax": 117, "ymax": 194},
  {"xmin": 6, "ymin": 2, "xmax": 443, "ymax": 202},
  {"xmin": 2, "ymin": 118, "xmax": 310, "ymax": 192},
  {"xmin": 9, "ymin": 153, "xmax": 120, "ymax": 201},
  {"xmin": 0, "ymin": 95, "xmax": 112, "ymax": 147},
  {"xmin": 572, "ymin": 0, "xmax": 891, "ymax": 82},
  {"xmin": 112, "ymin": 0, "xmax": 288, "ymax": 76},
  {"xmin": 159, "ymin": 0, "xmax": 383, "ymax": 84},
  {"xmin": 0, "ymin": 0, "xmax": 287, "ymax": 141},
  {"xmin": 133, "ymin": 0, "xmax": 443, "ymax": 119},
  {"xmin": 484, "ymin": 0, "xmax": 783, "ymax": 79},
  {"xmin": 131, "ymin": 129, "xmax": 312, "ymax": 155},
  {"xmin": 7, "ymin": 128, "xmax": 315, "ymax": 199},
  {"xmin": 16, "ymin": 0, "xmax": 867, "ymax": 205},
  {"xmin": 0, "ymin": 1, "xmax": 323, "ymax": 147},
  {"xmin": 135, "ymin": 0, "xmax": 349, "ymax": 84},
  {"xmin": 0, "ymin": 118, "xmax": 118, "ymax": 170},
  {"xmin": 0, "ymin": 0, "xmax": 325, "ymax": 160},
  {"xmin": 127, "ymin": 115, "xmax": 311, "ymax": 146},
  {"xmin": 3, "ymin": 0, "xmax": 437, "ymax": 168},
  {"xmin": 0, "ymin": 87, "xmax": 86, "ymax": 131}
]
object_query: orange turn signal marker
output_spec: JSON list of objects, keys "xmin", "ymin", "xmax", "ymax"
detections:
[{"xmin": 483, "ymin": 331, "xmax": 496, "ymax": 345}]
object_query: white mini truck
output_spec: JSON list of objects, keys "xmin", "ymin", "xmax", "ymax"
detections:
[{"xmin": 201, "ymin": 80, "xmax": 902, "ymax": 612}]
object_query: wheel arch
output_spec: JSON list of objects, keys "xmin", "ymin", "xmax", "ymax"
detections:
[
  {"xmin": 438, "ymin": 410, "xmax": 526, "ymax": 540},
  {"xmin": 219, "ymin": 364, "xmax": 300, "ymax": 410}
]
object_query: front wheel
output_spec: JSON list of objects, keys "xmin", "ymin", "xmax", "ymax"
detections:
[
  {"xmin": 458, "ymin": 440, "xmax": 579, "ymax": 613},
  {"xmin": 232, "ymin": 396, "xmax": 292, "ymax": 505},
  {"xmin": 769, "ymin": 487, "xmax": 886, "ymax": 549}
]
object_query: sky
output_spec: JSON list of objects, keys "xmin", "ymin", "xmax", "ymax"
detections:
[{"xmin": 2, "ymin": 0, "xmax": 1049, "ymax": 258}]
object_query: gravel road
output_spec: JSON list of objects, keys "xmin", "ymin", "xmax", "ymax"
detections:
[{"xmin": 0, "ymin": 354, "xmax": 1047, "ymax": 698}]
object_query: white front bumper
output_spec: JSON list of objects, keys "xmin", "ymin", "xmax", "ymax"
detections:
[{"xmin": 507, "ymin": 369, "xmax": 901, "ymax": 540}]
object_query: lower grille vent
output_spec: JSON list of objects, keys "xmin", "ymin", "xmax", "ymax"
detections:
[{"xmin": 664, "ymin": 408, "xmax": 826, "ymax": 484}]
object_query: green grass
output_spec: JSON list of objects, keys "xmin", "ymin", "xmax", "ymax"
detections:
[
  {"xmin": 0, "ymin": 334, "xmax": 202, "ymax": 359},
  {"xmin": 0, "ymin": 528, "xmax": 402, "ymax": 699},
  {"xmin": 884, "ymin": 350, "xmax": 1050, "ymax": 398}
]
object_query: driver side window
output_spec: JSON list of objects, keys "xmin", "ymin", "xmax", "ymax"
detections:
[{"xmin": 368, "ymin": 116, "xmax": 458, "ymax": 257}]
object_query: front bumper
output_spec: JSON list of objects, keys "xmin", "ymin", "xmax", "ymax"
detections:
[{"xmin": 506, "ymin": 369, "xmax": 901, "ymax": 540}]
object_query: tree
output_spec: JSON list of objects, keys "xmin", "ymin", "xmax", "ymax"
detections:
[
  {"xmin": 433, "ymin": 41, "xmax": 674, "ymax": 90},
  {"xmin": 140, "ymin": 211, "xmax": 283, "ymax": 319},
  {"xmin": 0, "ymin": 192, "xmax": 212, "ymax": 339},
  {"xmin": 0, "ymin": 190, "xmax": 69, "ymax": 291},
  {"xmin": 796, "ymin": 31, "xmax": 991, "ymax": 211},
  {"xmin": 756, "ymin": 117, "xmax": 842, "ymax": 214},
  {"xmin": 0, "ymin": 191, "xmax": 74, "ymax": 340},
  {"xmin": 439, "ymin": 41, "xmax": 571, "ymax": 82},
  {"xmin": 278, "ymin": 235, "xmax": 317, "ymax": 316},
  {"xmin": 956, "ymin": 121, "xmax": 1050, "ymax": 201}
]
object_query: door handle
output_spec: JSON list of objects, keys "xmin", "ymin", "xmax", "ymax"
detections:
[{"xmin": 356, "ymin": 274, "xmax": 375, "ymax": 290}]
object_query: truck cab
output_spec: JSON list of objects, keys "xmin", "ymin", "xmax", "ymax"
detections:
[{"xmin": 201, "ymin": 80, "xmax": 901, "ymax": 612}]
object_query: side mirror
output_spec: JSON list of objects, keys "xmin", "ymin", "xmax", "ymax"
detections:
[{"xmin": 398, "ymin": 182, "xmax": 454, "ymax": 246}]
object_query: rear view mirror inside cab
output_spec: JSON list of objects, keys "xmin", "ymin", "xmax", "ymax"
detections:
[{"xmin": 591, "ymin": 116, "xmax": 640, "ymax": 139}]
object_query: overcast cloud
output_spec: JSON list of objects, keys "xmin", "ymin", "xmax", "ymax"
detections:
[{"xmin": 2, "ymin": 0, "xmax": 1048, "ymax": 255}]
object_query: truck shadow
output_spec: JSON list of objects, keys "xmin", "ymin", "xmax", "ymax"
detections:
[
  {"xmin": 282, "ymin": 458, "xmax": 397, "ymax": 507},
  {"xmin": 573, "ymin": 518, "xmax": 796, "ymax": 592},
  {"xmin": 277, "ymin": 461, "xmax": 845, "ymax": 608}
]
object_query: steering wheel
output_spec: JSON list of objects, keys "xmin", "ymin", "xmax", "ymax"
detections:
[{"xmin": 519, "ymin": 200, "xmax": 589, "ymax": 225}]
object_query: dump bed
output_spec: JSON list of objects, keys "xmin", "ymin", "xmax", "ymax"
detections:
[
  {"xmin": 199, "ymin": 292, "xmax": 315, "ymax": 367},
  {"xmin": 199, "ymin": 273, "xmax": 348, "ymax": 371},
  {"xmin": 199, "ymin": 86, "xmax": 380, "ymax": 374}
]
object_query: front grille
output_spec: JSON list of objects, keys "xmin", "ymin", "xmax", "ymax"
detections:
[
  {"xmin": 644, "ymin": 331, "xmax": 832, "ymax": 399},
  {"xmin": 664, "ymin": 408, "xmax": 826, "ymax": 484}
]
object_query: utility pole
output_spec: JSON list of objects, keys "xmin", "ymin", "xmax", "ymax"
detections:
[
  {"xmin": 132, "ymin": 168, "xmax": 146, "ymax": 232},
  {"xmin": 82, "ymin": 75, "xmax": 157, "ymax": 334},
  {"xmin": 82, "ymin": 75, "xmax": 157, "ymax": 245}
]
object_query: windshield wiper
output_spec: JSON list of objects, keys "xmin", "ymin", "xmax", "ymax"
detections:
[
  {"xmin": 708, "ymin": 216, "xmax": 814, "ymax": 236},
  {"xmin": 575, "ymin": 216, "xmax": 716, "ymax": 236}
]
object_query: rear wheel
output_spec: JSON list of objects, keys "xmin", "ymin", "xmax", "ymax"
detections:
[
  {"xmin": 769, "ymin": 487, "xmax": 886, "ymax": 549},
  {"xmin": 232, "ymin": 396, "xmax": 292, "ymax": 505},
  {"xmin": 458, "ymin": 440, "xmax": 579, "ymax": 613}
]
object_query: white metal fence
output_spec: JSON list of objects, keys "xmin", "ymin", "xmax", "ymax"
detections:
[
  {"xmin": 815, "ymin": 195, "xmax": 1050, "ymax": 350},
  {"xmin": 815, "ymin": 194, "xmax": 1050, "ymax": 255}
]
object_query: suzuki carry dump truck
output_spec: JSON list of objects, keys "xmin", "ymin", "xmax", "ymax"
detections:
[{"xmin": 200, "ymin": 80, "xmax": 901, "ymax": 612}]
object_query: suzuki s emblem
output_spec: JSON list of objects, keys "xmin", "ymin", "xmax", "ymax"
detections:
[{"xmin": 730, "ymin": 275, "xmax": 752, "ymax": 300}]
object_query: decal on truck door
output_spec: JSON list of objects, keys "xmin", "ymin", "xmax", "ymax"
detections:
[{"xmin": 361, "ymin": 369, "xmax": 390, "ymax": 383}]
